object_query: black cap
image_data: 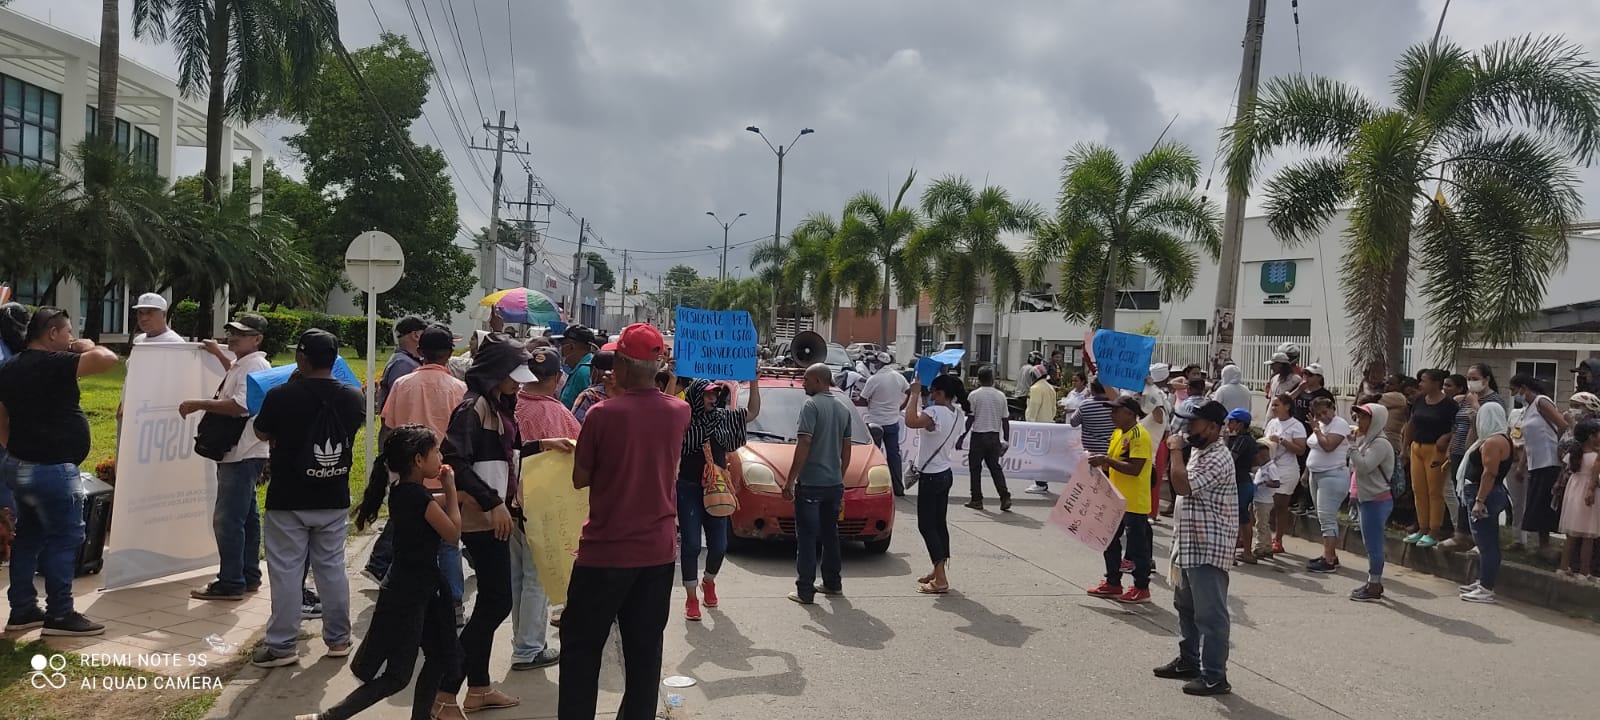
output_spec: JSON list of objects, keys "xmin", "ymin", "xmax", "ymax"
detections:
[
  {"xmin": 1111, "ymin": 396, "xmax": 1146, "ymax": 418},
  {"xmin": 224, "ymin": 314, "xmax": 267, "ymax": 336},
  {"xmin": 1176, "ymin": 399, "xmax": 1230, "ymax": 426},
  {"xmin": 297, "ymin": 328, "xmax": 340, "ymax": 368},
  {"xmin": 395, "ymin": 315, "xmax": 429, "ymax": 336},
  {"xmin": 557, "ymin": 324, "xmax": 596, "ymax": 347},
  {"xmin": 419, "ymin": 324, "xmax": 455, "ymax": 353},
  {"xmin": 527, "ymin": 346, "xmax": 563, "ymax": 380}
]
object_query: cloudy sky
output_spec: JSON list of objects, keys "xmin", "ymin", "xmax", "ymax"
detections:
[{"xmin": 11, "ymin": 0, "xmax": 1600, "ymax": 285}]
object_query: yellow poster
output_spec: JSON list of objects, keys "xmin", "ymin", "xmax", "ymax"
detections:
[{"xmin": 520, "ymin": 451, "xmax": 588, "ymax": 606}]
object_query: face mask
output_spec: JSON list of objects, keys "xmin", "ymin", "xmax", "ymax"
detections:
[
  {"xmin": 1565, "ymin": 409, "xmax": 1585, "ymax": 424},
  {"xmin": 1467, "ymin": 380, "xmax": 1486, "ymax": 394},
  {"xmin": 1513, "ymin": 396, "xmax": 1526, "ymax": 409}
]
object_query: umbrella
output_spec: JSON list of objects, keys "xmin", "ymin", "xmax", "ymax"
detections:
[{"xmin": 480, "ymin": 288, "xmax": 566, "ymax": 325}]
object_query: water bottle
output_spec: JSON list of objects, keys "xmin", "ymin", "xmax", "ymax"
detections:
[{"xmin": 661, "ymin": 692, "xmax": 689, "ymax": 719}]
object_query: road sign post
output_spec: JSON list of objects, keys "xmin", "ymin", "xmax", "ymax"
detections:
[{"xmin": 345, "ymin": 231, "xmax": 405, "ymax": 474}]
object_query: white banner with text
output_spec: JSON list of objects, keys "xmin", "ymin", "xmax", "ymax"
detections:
[{"xmin": 902, "ymin": 420, "xmax": 1084, "ymax": 483}]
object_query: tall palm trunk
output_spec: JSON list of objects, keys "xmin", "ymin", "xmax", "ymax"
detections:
[
  {"xmin": 879, "ymin": 263, "xmax": 892, "ymax": 347},
  {"xmin": 1384, "ymin": 245, "xmax": 1410, "ymax": 372},
  {"xmin": 1097, "ymin": 249, "xmax": 1118, "ymax": 331},
  {"xmin": 83, "ymin": 0, "xmax": 121, "ymax": 341},
  {"xmin": 193, "ymin": 0, "xmax": 233, "ymax": 338}
]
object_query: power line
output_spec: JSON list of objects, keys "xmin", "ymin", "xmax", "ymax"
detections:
[
  {"xmin": 436, "ymin": 0, "xmax": 492, "ymax": 118},
  {"xmin": 469, "ymin": 0, "xmax": 501, "ymax": 115},
  {"xmin": 504, "ymin": 0, "xmax": 520, "ymax": 121}
]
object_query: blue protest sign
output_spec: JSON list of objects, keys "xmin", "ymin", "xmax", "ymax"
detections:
[
  {"xmin": 915, "ymin": 348, "xmax": 966, "ymax": 387},
  {"xmin": 673, "ymin": 307, "xmax": 759, "ymax": 381},
  {"xmin": 246, "ymin": 356, "xmax": 363, "ymax": 415},
  {"xmin": 1091, "ymin": 329, "xmax": 1156, "ymax": 392}
]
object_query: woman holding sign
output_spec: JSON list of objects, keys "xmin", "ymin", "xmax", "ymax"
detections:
[
  {"xmin": 906, "ymin": 374, "xmax": 968, "ymax": 594},
  {"xmin": 679, "ymin": 378, "xmax": 761, "ymax": 621}
]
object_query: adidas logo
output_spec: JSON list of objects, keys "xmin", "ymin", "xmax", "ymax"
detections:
[{"xmin": 314, "ymin": 439, "xmax": 343, "ymax": 468}]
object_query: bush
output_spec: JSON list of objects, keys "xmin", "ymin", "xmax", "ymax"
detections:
[{"xmin": 169, "ymin": 300, "xmax": 395, "ymax": 357}]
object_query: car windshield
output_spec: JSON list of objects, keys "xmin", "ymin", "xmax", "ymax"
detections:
[
  {"xmin": 826, "ymin": 346, "xmax": 850, "ymax": 366},
  {"xmin": 738, "ymin": 386, "xmax": 873, "ymax": 445}
]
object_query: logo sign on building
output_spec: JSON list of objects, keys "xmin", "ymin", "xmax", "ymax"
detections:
[
  {"xmin": 674, "ymin": 307, "xmax": 759, "ymax": 381},
  {"xmin": 1260, "ymin": 260, "xmax": 1297, "ymax": 304}
]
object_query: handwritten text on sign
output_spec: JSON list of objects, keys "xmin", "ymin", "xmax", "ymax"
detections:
[
  {"xmin": 1048, "ymin": 457, "xmax": 1128, "ymax": 552},
  {"xmin": 1091, "ymin": 329, "xmax": 1157, "ymax": 392},
  {"xmin": 674, "ymin": 307, "xmax": 759, "ymax": 381}
]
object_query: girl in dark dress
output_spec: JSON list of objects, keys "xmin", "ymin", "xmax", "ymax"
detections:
[{"xmin": 297, "ymin": 425, "xmax": 466, "ymax": 720}]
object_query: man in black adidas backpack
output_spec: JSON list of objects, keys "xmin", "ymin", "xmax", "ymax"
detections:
[{"xmin": 250, "ymin": 328, "xmax": 366, "ymax": 668}]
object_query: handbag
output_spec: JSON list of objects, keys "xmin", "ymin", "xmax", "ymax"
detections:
[
  {"xmin": 194, "ymin": 378, "xmax": 249, "ymax": 461},
  {"xmin": 702, "ymin": 443, "xmax": 739, "ymax": 518},
  {"xmin": 905, "ymin": 414, "xmax": 960, "ymax": 490}
]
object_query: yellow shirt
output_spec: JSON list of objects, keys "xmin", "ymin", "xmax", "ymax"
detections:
[
  {"xmin": 1026, "ymin": 380, "xmax": 1056, "ymax": 423},
  {"xmin": 1107, "ymin": 425, "xmax": 1153, "ymax": 514}
]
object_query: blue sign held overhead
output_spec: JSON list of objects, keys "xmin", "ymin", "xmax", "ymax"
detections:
[
  {"xmin": 915, "ymin": 348, "xmax": 966, "ymax": 388},
  {"xmin": 246, "ymin": 356, "xmax": 363, "ymax": 416},
  {"xmin": 1091, "ymin": 329, "xmax": 1156, "ymax": 392},
  {"xmin": 673, "ymin": 307, "xmax": 759, "ymax": 381}
]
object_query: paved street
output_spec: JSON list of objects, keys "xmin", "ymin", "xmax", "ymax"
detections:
[{"xmin": 219, "ymin": 485, "xmax": 1600, "ymax": 720}]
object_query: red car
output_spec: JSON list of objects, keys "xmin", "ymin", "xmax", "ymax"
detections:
[{"xmin": 730, "ymin": 371, "xmax": 896, "ymax": 553}]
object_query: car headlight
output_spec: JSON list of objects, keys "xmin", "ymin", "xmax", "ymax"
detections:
[
  {"xmin": 738, "ymin": 451, "xmax": 781, "ymax": 493},
  {"xmin": 866, "ymin": 465, "xmax": 892, "ymax": 494}
]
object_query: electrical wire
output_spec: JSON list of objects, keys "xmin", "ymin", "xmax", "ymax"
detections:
[
  {"xmin": 504, "ymin": 0, "xmax": 520, "ymax": 121},
  {"xmin": 434, "ymin": 0, "xmax": 492, "ymax": 119},
  {"xmin": 469, "ymin": 0, "xmax": 501, "ymax": 115}
]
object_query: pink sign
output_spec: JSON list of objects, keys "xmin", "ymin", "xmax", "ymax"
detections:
[{"xmin": 1048, "ymin": 458, "xmax": 1128, "ymax": 552}]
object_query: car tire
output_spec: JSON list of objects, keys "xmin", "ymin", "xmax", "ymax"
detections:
[{"xmin": 864, "ymin": 536, "xmax": 892, "ymax": 554}]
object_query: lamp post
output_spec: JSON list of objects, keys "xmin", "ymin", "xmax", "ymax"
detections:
[
  {"xmin": 705, "ymin": 211, "xmax": 746, "ymax": 284},
  {"xmin": 746, "ymin": 125, "xmax": 813, "ymax": 340}
]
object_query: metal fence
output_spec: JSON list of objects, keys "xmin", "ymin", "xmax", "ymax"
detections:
[{"xmin": 1147, "ymin": 335, "xmax": 1416, "ymax": 396}]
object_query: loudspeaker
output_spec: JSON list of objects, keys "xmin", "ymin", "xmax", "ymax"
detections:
[{"xmin": 790, "ymin": 331, "xmax": 827, "ymax": 366}]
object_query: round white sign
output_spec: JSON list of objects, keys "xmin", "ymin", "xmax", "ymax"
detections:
[{"xmin": 344, "ymin": 230, "xmax": 405, "ymax": 294}]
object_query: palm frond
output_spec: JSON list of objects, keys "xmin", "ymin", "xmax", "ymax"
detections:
[
  {"xmin": 1130, "ymin": 227, "xmax": 1200, "ymax": 303},
  {"xmin": 1223, "ymin": 74, "xmax": 1379, "ymax": 194},
  {"xmin": 1458, "ymin": 177, "xmax": 1568, "ymax": 350},
  {"xmin": 1436, "ymin": 131, "xmax": 1583, "ymax": 228},
  {"xmin": 1055, "ymin": 231, "xmax": 1107, "ymax": 324},
  {"xmin": 1259, "ymin": 156, "xmax": 1352, "ymax": 245},
  {"xmin": 1416, "ymin": 198, "xmax": 1478, "ymax": 363},
  {"xmin": 1449, "ymin": 35, "xmax": 1600, "ymax": 162},
  {"xmin": 1132, "ymin": 188, "xmax": 1223, "ymax": 258},
  {"xmin": 1392, "ymin": 39, "xmax": 1473, "ymax": 114},
  {"xmin": 1123, "ymin": 141, "xmax": 1201, "ymax": 210}
]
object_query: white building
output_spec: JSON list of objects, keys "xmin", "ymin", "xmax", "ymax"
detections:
[{"xmin": 0, "ymin": 8, "xmax": 267, "ymax": 340}]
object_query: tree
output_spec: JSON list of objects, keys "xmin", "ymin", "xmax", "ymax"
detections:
[
  {"xmin": 96, "ymin": 0, "xmax": 120, "ymax": 144},
  {"xmin": 222, "ymin": 159, "xmax": 340, "ymax": 302},
  {"xmin": 133, "ymin": 0, "xmax": 338, "ymax": 201},
  {"xmin": 169, "ymin": 170, "xmax": 320, "ymax": 319},
  {"xmin": 664, "ymin": 265, "xmax": 701, "ymax": 290},
  {"xmin": 67, "ymin": 141, "xmax": 174, "ymax": 339},
  {"xmin": 1224, "ymin": 35, "xmax": 1600, "ymax": 367},
  {"xmin": 1023, "ymin": 142, "xmax": 1221, "ymax": 330},
  {"xmin": 904, "ymin": 175, "xmax": 1043, "ymax": 368},
  {"xmin": 836, "ymin": 169, "xmax": 920, "ymax": 346},
  {"xmin": 0, "ymin": 164, "xmax": 74, "ymax": 292},
  {"xmin": 585, "ymin": 252, "xmax": 615, "ymax": 293},
  {"xmin": 287, "ymin": 33, "xmax": 474, "ymax": 318},
  {"xmin": 784, "ymin": 213, "xmax": 841, "ymax": 327},
  {"xmin": 706, "ymin": 278, "xmax": 772, "ymax": 328},
  {"xmin": 474, "ymin": 220, "xmax": 523, "ymax": 254}
]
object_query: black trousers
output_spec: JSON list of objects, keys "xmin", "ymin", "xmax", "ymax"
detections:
[
  {"xmin": 1104, "ymin": 512, "xmax": 1153, "ymax": 590},
  {"xmin": 558, "ymin": 562, "xmax": 674, "ymax": 720},
  {"xmin": 917, "ymin": 469, "xmax": 954, "ymax": 564},
  {"xmin": 968, "ymin": 431, "xmax": 1009, "ymax": 502},
  {"xmin": 447, "ymin": 530, "xmax": 512, "ymax": 691},
  {"xmin": 320, "ymin": 581, "xmax": 462, "ymax": 720}
]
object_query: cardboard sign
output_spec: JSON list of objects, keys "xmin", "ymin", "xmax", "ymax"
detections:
[
  {"xmin": 1048, "ymin": 457, "xmax": 1128, "ymax": 552},
  {"xmin": 674, "ymin": 307, "xmax": 759, "ymax": 381},
  {"xmin": 915, "ymin": 348, "xmax": 966, "ymax": 387},
  {"xmin": 1091, "ymin": 329, "xmax": 1156, "ymax": 392},
  {"xmin": 520, "ymin": 451, "xmax": 588, "ymax": 606}
]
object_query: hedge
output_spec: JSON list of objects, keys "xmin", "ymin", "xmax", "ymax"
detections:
[{"xmin": 170, "ymin": 301, "xmax": 397, "ymax": 358}]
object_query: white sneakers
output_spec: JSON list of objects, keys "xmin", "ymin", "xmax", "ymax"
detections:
[{"xmin": 1459, "ymin": 585, "xmax": 1498, "ymax": 604}]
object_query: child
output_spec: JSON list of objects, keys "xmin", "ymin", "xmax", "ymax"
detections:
[
  {"xmin": 1558, "ymin": 419, "xmax": 1600, "ymax": 578},
  {"xmin": 1251, "ymin": 439, "xmax": 1279, "ymax": 560},
  {"xmin": 297, "ymin": 425, "xmax": 466, "ymax": 720}
]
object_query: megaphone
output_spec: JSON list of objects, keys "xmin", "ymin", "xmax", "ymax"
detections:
[{"xmin": 789, "ymin": 331, "xmax": 827, "ymax": 367}]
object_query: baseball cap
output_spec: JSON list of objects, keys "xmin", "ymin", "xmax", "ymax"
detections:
[
  {"xmin": 224, "ymin": 314, "xmax": 267, "ymax": 336},
  {"xmin": 395, "ymin": 315, "xmax": 428, "ymax": 336},
  {"xmin": 600, "ymin": 341, "xmax": 619, "ymax": 352},
  {"xmin": 1111, "ymin": 396, "xmax": 1146, "ymax": 418},
  {"xmin": 296, "ymin": 328, "xmax": 340, "ymax": 367},
  {"xmin": 1176, "ymin": 400, "xmax": 1229, "ymax": 426},
  {"xmin": 556, "ymin": 324, "xmax": 597, "ymax": 347},
  {"xmin": 419, "ymin": 324, "xmax": 455, "ymax": 352},
  {"xmin": 132, "ymin": 292, "xmax": 168, "ymax": 312},
  {"xmin": 1226, "ymin": 408, "xmax": 1252, "ymax": 425},
  {"xmin": 527, "ymin": 346, "xmax": 563, "ymax": 380},
  {"xmin": 591, "ymin": 350, "xmax": 616, "ymax": 373},
  {"xmin": 615, "ymin": 323, "xmax": 666, "ymax": 361},
  {"xmin": 1265, "ymin": 351, "xmax": 1292, "ymax": 365},
  {"xmin": 1304, "ymin": 362, "xmax": 1325, "ymax": 376},
  {"xmin": 1148, "ymin": 363, "xmax": 1170, "ymax": 383}
]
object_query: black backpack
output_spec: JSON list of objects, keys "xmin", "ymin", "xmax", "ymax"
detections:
[{"xmin": 293, "ymin": 392, "xmax": 353, "ymax": 482}]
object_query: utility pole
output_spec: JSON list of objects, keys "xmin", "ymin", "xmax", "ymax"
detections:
[
  {"xmin": 617, "ymin": 250, "xmax": 631, "ymax": 322},
  {"xmin": 504, "ymin": 173, "xmax": 551, "ymax": 290},
  {"xmin": 747, "ymin": 126, "xmax": 815, "ymax": 341},
  {"xmin": 571, "ymin": 218, "xmax": 587, "ymax": 326},
  {"xmin": 706, "ymin": 211, "xmax": 746, "ymax": 285},
  {"xmin": 1208, "ymin": 0, "xmax": 1266, "ymax": 376},
  {"xmin": 469, "ymin": 110, "xmax": 528, "ymax": 296}
]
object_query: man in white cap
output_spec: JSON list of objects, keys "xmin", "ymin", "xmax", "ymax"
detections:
[
  {"xmin": 1140, "ymin": 364, "xmax": 1174, "ymax": 523},
  {"xmin": 130, "ymin": 292, "xmax": 184, "ymax": 344}
]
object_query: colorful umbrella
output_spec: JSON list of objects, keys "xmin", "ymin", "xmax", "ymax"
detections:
[{"xmin": 480, "ymin": 287, "xmax": 566, "ymax": 325}]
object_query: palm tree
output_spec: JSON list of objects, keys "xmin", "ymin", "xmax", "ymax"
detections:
[
  {"xmin": 0, "ymin": 165, "xmax": 74, "ymax": 288},
  {"xmin": 96, "ymin": 0, "xmax": 120, "ymax": 143},
  {"xmin": 706, "ymin": 277, "xmax": 772, "ymax": 329},
  {"xmin": 1224, "ymin": 35, "xmax": 1600, "ymax": 368},
  {"xmin": 904, "ymin": 175, "xmax": 1043, "ymax": 369},
  {"xmin": 784, "ymin": 213, "xmax": 841, "ymax": 334},
  {"xmin": 836, "ymin": 169, "xmax": 920, "ymax": 347},
  {"xmin": 67, "ymin": 141, "xmax": 175, "ymax": 339},
  {"xmin": 1023, "ymin": 142, "xmax": 1221, "ymax": 330},
  {"xmin": 133, "ymin": 0, "xmax": 338, "ymax": 200}
]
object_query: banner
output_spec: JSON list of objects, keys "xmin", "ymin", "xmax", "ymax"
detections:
[
  {"xmin": 674, "ymin": 307, "xmax": 759, "ymax": 381},
  {"xmin": 901, "ymin": 421, "xmax": 1084, "ymax": 483},
  {"xmin": 106, "ymin": 344, "xmax": 227, "ymax": 590},
  {"xmin": 1048, "ymin": 458, "xmax": 1127, "ymax": 552},
  {"xmin": 1091, "ymin": 329, "xmax": 1156, "ymax": 392},
  {"xmin": 520, "ymin": 451, "xmax": 587, "ymax": 606}
]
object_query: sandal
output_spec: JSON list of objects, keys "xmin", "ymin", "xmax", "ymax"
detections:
[
  {"xmin": 916, "ymin": 572, "xmax": 936, "ymax": 584},
  {"xmin": 916, "ymin": 581, "xmax": 950, "ymax": 594},
  {"xmin": 431, "ymin": 700, "xmax": 464, "ymax": 720},
  {"xmin": 464, "ymin": 689, "xmax": 520, "ymax": 712}
]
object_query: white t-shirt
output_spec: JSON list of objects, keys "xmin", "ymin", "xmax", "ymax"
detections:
[
  {"xmin": 917, "ymin": 404, "xmax": 962, "ymax": 475},
  {"xmin": 1265, "ymin": 416, "xmax": 1307, "ymax": 484},
  {"xmin": 134, "ymin": 328, "xmax": 185, "ymax": 344},
  {"xmin": 1252, "ymin": 465, "xmax": 1277, "ymax": 504},
  {"xmin": 1306, "ymin": 415, "xmax": 1352, "ymax": 472},
  {"xmin": 1138, "ymin": 387, "xmax": 1171, "ymax": 442},
  {"xmin": 219, "ymin": 351, "xmax": 273, "ymax": 462},
  {"xmin": 859, "ymin": 370, "xmax": 909, "ymax": 426}
]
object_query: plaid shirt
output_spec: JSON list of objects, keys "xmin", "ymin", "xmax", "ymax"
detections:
[{"xmin": 1173, "ymin": 439, "xmax": 1240, "ymax": 570}]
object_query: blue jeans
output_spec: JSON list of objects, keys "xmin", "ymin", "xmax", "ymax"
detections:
[
  {"xmin": 1174, "ymin": 564, "xmax": 1231, "ymax": 683},
  {"xmin": 793, "ymin": 484, "xmax": 844, "ymax": 600},
  {"xmin": 879, "ymin": 422, "xmax": 904, "ymax": 494},
  {"xmin": 440, "ymin": 542, "xmax": 464, "ymax": 604},
  {"xmin": 1311, "ymin": 469, "xmax": 1349, "ymax": 538},
  {"xmin": 4, "ymin": 458, "xmax": 84, "ymax": 618},
  {"xmin": 1358, "ymin": 498, "xmax": 1394, "ymax": 582},
  {"xmin": 677, "ymin": 481, "xmax": 728, "ymax": 584},
  {"xmin": 1465, "ymin": 482, "xmax": 1511, "ymax": 590},
  {"xmin": 212, "ymin": 459, "xmax": 265, "ymax": 593},
  {"xmin": 508, "ymin": 523, "xmax": 550, "ymax": 662}
]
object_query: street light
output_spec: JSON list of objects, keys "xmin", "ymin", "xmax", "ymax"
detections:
[
  {"xmin": 705, "ymin": 211, "xmax": 747, "ymax": 284},
  {"xmin": 746, "ymin": 125, "xmax": 814, "ymax": 338}
]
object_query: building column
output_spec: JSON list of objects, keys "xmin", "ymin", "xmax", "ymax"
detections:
[
  {"xmin": 218, "ymin": 124, "xmax": 236, "ymax": 195},
  {"xmin": 248, "ymin": 148, "xmax": 264, "ymax": 216},
  {"xmin": 157, "ymin": 95, "xmax": 177, "ymax": 181},
  {"xmin": 59, "ymin": 55, "xmax": 87, "ymax": 174}
]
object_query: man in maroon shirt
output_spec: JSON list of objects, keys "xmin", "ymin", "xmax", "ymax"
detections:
[{"xmin": 559, "ymin": 323, "xmax": 690, "ymax": 720}]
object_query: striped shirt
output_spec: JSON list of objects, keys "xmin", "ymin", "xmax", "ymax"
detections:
[
  {"xmin": 1072, "ymin": 398, "xmax": 1116, "ymax": 455},
  {"xmin": 1174, "ymin": 439, "xmax": 1239, "ymax": 570},
  {"xmin": 968, "ymin": 386, "xmax": 1009, "ymax": 434},
  {"xmin": 1449, "ymin": 391, "xmax": 1502, "ymax": 458}
]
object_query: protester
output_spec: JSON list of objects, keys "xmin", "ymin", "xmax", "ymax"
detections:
[
  {"xmin": 560, "ymin": 323, "xmax": 688, "ymax": 720},
  {"xmin": 376, "ymin": 317, "xmax": 429, "ymax": 433},
  {"xmin": 857, "ymin": 351, "xmax": 909, "ymax": 496},
  {"xmin": 1348, "ymin": 403, "xmax": 1397, "ymax": 602},
  {"xmin": 295, "ymin": 426, "xmax": 465, "ymax": 720},
  {"xmin": 1557, "ymin": 419, "xmax": 1600, "ymax": 577},
  {"xmin": 1402, "ymin": 369, "xmax": 1458, "ymax": 548},
  {"xmin": 1510, "ymin": 375, "xmax": 1569, "ymax": 556},
  {"xmin": 251, "ymin": 329, "xmax": 365, "ymax": 666},
  {"xmin": 1154, "ymin": 400, "xmax": 1238, "ymax": 696},
  {"xmin": 1140, "ymin": 364, "xmax": 1174, "ymax": 521},
  {"xmin": 0, "ymin": 302, "xmax": 25, "ymax": 542},
  {"xmin": 0, "ymin": 307, "xmax": 119, "ymax": 636},
  {"xmin": 1305, "ymin": 396, "xmax": 1351, "ymax": 573},
  {"xmin": 1223, "ymin": 409, "xmax": 1259, "ymax": 565},
  {"xmin": 130, "ymin": 292, "xmax": 184, "ymax": 343},
  {"xmin": 570, "ymin": 351, "xmax": 616, "ymax": 423},
  {"xmin": 965, "ymin": 366, "xmax": 1012, "ymax": 512},
  {"xmin": 180, "ymin": 314, "xmax": 273, "ymax": 601},
  {"xmin": 448, "ymin": 330, "xmax": 489, "ymax": 381},
  {"xmin": 677, "ymin": 378, "xmax": 759, "ymax": 619},
  {"xmin": 1016, "ymin": 353, "xmax": 1043, "ymax": 399},
  {"xmin": 1212, "ymin": 364, "xmax": 1251, "ymax": 415},
  {"xmin": 1265, "ymin": 352, "xmax": 1301, "ymax": 398},
  {"xmin": 1044, "ymin": 350, "xmax": 1064, "ymax": 385},
  {"xmin": 1440, "ymin": 364, "xmax": 1503, "ymax": 551},
  {"xmin": 1459, "ymin": 403, "xmax": 1513, "ymax": 604},
  {"xmin": 1263, "ymin": 394, "xmax": 1306, "ymax": 554},
  {"xmin": 906, "ymin": 374, "xmax": 966, "ymax": 595},
  {"xmin": 556, "ymin": 324, "xmax": 598, "ymax": 409},
  {"xmin": 1357, "ymin": 361, "xmax": 1388, "ymax": 400},
  {"xmin": 1574, "ymin": 358, "xmax": 1600, "ymax": 396},
  {"xmin": 1071, "ymin": 379, "xmax": 1116, "ymax": 456},
  {"xmin": 1087, "ymin": 397, "xmax": 1155, "ymax": 604},
  {"xmin": 783, "ymin": 363, "xmax": 853, "ymax": 604}
]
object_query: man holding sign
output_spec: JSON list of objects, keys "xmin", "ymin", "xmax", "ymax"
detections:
[{"xmin": 1084, "ymin": 397, "xmax": 1154, "ymax": 605}]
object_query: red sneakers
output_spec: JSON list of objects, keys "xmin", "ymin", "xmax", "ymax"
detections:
[
  {"xmin": 701, "ymin": 579, "xmax": 719, "ymax": 608},
  {"xmin": 1087, "ymin": 581, "xmax": 1123, "ymax": 597},
  {"xmin": 685, "ymin": 594, "xmax": 702, "ymax": 621},
  {"xmin": 1120, "ymin": 559, "xmax": 1135, "ymax": 573},
  {"xmin": 1116, "ymin": 588, "xmax": 1152, "ymax": 604},
  {"xmin": 1271, "ymin": 540, "xmax": 1286, "ymax": 554}
]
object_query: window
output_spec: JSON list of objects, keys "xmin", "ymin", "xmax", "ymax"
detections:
[
  {"xmin": 1, "ymin": 74, "xmax": 62, "ymax": 167},
  {"xmin": 1116, "ymin": 291, "xmax": 1160, "ymax": 311},
  {"xmin": 1514, "ymin": 360, "xmax": 1557, "ymax": 392},
  {"xmin": 78, "ymin": 280, "xmax": 126, "ymax": 335},
  {"xmin": 1262, "ymin": 318, "xmax": 1312, "ymax": 336},
  {"xmin": 977, "ymin": 334, "xmax": 992, "ymax": 363},
  {"xmin": 1181, "ymin": 319, "xmax": 1209, "ymax": 337},
  {"xmin": 85, "ymin": 107, "xmax": 160, "ymax": 169},
  {"xmin": 9, "ymin": 271, "xmax": 53, "ymax": 307}
]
